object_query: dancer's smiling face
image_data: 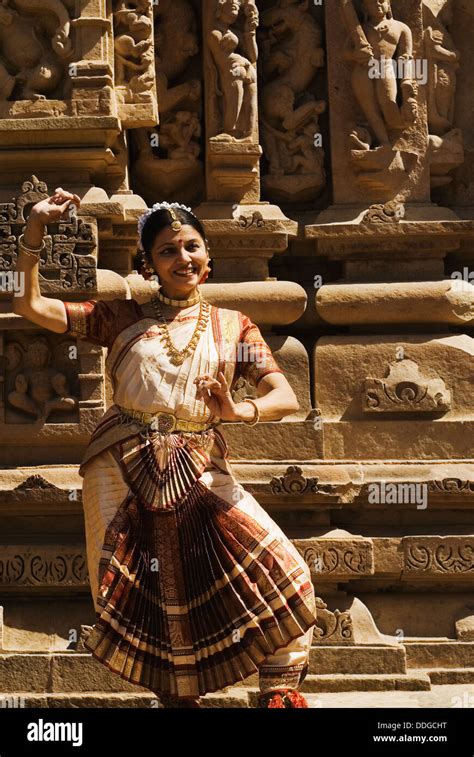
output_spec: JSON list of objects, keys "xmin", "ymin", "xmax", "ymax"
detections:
[{"xmin": 149, "ymin": 224, "xmax": 209, "ymax": 299}]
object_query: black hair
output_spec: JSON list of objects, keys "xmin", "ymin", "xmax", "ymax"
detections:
[{"xmin": 140, "ymin": 207, "xmax": 208, "ymax": 258}]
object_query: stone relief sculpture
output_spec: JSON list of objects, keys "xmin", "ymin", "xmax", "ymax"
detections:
[
  {"xmin": 208, "ymin": 0, "xmax": 259, "ymax": 141},
  {"xmin": 0, "ymin": 0, "xmax": 73, "ymax": 100},
  {"xmin": 113, "ymin": 0, "xmax": 154, "ymax": 103},
  {"xmin": 153, "ymin": 0, "xmax": 200, "ymax": 116},
  {"xmin": 338, "ymin": 0, "xmax": 425, "ymax": 199},
  {"xmin": 159, "ymin": 111, "xmax": 201, "ymax": 160},
  {"xmin": 423, "ymin": 0, "xmax": 459, "ymax": 136},
  {"xmin": 130, "ymin": 0, "xmax": 203, "ymax": 204},
  {"xmin": 341, "ymin": 0, "xmax": 418, "ymax": 148},
  {"xmin": 423, "ymin": 0, "xmax": 464, "ymax": 189},
  {"xmin": 5, "ymin": 336, "xmax": 78, "ymax": 423},
  {"xmin": 259, "ymin": 0, "xmax": 326, "ymax": 202}
]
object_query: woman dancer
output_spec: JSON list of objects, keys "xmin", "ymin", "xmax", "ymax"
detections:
[{"xmin": 13, "ymin": 187, "xmax": 317, "ymax": 708}]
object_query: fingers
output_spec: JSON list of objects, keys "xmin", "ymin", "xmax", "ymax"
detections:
[
  {"xmin": 49, "ymin": 187, "xmax": 81, "ymax": 209},
  {"xmin": 194, "ymin": 372, "xmax": 228, "ymax": 390},
  {"xmin": 194, "ymin": 376, "xmax": 217, "ymax": 395},
  {"xmin": 194, "ymin": 372, "xmax": 231, "ymax": 407},
  {"xmin": 194, "ymin": 375, "xmax": 221, "ymax": 403},
  {"xmin": 193, "ymin": 373, "xmax": 212, "ymax": 387}
]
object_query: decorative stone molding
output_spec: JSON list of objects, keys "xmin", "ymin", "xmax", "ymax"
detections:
[
  {"xmin": 316, "ymin": 280, "xmax": 474, "ymax": 327},
  {"xmin": 311, "ymin": 598, "xmax": 354, "ymax": 644},
  {"xmin": 427, "ymin": 479, "xmax": 474, "ymax": 495},
  {"xmin": 306, "ymin": 214, "xmax": 474, "ymax": 259},
  {"xmin": 0, "ymin": 546, "xmax": 88, "ymax": 588},
  {"xmin": 363, "ymin": 358, "xmax": 451, "ymax": 413},
  {"xmin": 361, "ymin": 201, "xmax": 406, "ymax": 225},
  {"xmin": 301, "ymin": 538, "xmax": 374, "ymax": 578},
  {"xmin": 193, "ymin": 203, "xmax": 298, "ymax": 281},
  {"xmin": 270, "ymin": 465, "xmax": 333, "ymax": 497},
  {"xmin": 13, "ymin": 475, "xmax": 62, "ymax": 492},
  {"xmin": 403, "ymin": 536, "xmax": 474, "ymax": 576},
  {"xmin": 0, "ymin": 176, "xmax": 97, "ymax": 295}
]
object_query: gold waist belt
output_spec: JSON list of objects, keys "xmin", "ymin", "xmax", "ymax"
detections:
[{"xmin": 117, "ymin": 406, "xmax": 215, "ymax": 434}]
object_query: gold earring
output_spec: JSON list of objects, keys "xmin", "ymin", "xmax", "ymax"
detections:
[{"xmin": 140, "ymin": 252, "xmax": 156, "ymax": 279}]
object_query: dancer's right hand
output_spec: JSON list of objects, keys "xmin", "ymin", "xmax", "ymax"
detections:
[{"xmin": 28, "ymin": 187, "xmax": 81, "ymax": 226}]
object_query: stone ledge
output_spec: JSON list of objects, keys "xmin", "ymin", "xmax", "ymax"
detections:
[
  {"xmin": 0, "ymin": 690, "xmax": 250, "ymax": 708},
  {"xmin": 405, "ymin": 641, "xmax": 474, "ymax": 668},
  {"xmin": 300, "ymin": 673, "xmax": 431, "ymax": 692},
  {"xmin": 309, "ymin": 645, "xmax": 406, "ymax": 674},
  {"xmin": 419, "ymin": 668, "xmax": 474, "ymax": 685}
]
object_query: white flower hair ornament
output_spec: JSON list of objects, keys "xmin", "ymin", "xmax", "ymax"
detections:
[{"xmin": 137, "ymin": 201, "xmax": 193, "ymax": 241}]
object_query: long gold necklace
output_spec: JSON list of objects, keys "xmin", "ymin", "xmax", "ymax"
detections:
[{"xmin": 151, "ymin": 291, "xmax": 211, "ymax": 366}]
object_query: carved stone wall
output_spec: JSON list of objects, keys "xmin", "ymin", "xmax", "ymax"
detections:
[{"xmin": 0, "ymin": 0, "xmax": 473, "ymax": 702}]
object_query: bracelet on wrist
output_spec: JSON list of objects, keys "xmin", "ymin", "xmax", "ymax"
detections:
[
  {"xmin": 19, "ymin": 232, "xmax": 45, "ymax": 252},
  {"xmin": 18, "ymin": 233, "xmax": 46, "ymax": 259},
  {"xmin": 241, "ymin": 398, "xmax": 260, "ymax": 426}
]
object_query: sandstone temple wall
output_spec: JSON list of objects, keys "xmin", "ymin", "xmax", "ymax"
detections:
[{"xmin": 0, "ymin": 0, "xmax": 473, "ymax": 701}]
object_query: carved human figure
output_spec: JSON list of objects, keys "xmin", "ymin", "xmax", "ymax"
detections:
[
  {"xmin": 130, "ymin": 0, "xmax": 201, "ymax": 171},
  {"xmin": 114, "ymin": 0, "xmax": 154, "ymax": 100},
  {"xmin": 160, "ymin": 111, "xmax": 201, "ymax": 159},
  {"xmin": 260, "ymin": 0, "xmax": 326, "ymax": 177},
  {"xmin": 0, "ymin": 0, "xmax": 71, "ymax": 100},
  {"xmin": 286, "ymin": 121, "xmax": 325, "ymax": 175},
  {"xmin": 423, "ymin": 0, "xmax": 460, "ymax": 136},
  {"xmin": 7, "ymin": 338, "xmax": 77, "ymax": 422},
  {"xmin": 115, "ymin": 36, "xmax": 153, "ymax": 89},
  {"xmin": 208, "ymin": 0, "xmax": 259, "ymax": 140},
  {"xmin": 153, "ymin": 0, "xmax": 201, "ymax": 115},
  {"xmin": 341, "ymin": 0, "xmax": 418, "ymax": 147}
]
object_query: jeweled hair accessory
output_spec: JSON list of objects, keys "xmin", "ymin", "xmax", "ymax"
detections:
[{"xmin": 137, "ymin": 201, "xmax": 193, "ymax": 240}]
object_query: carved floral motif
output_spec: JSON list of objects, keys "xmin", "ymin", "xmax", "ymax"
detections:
[{"xmin": 363, "ymin": 357, "xmax": 451, "ymax": 412}]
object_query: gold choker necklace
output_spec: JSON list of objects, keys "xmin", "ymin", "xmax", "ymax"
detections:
[{"xmin": 157, "ymin": 288, "xmax": 201, "ymax": 307}]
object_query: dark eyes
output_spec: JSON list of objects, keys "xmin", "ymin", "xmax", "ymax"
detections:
[{"xmin": 160, "ymin": 242, "xmax": 200, "ymax": 254}]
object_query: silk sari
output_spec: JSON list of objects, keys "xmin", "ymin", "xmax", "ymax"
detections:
[{"xmin": 63, "ymin": 296, "xmax": 317, "ymax": 699}]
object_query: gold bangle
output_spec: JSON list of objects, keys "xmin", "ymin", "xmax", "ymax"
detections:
[
  {"xmin": 242, "ymin": 398, "xmax": 260, "ymax": 426},
  {"xmin": 18, "ymin": 233, "xmax": 45, "ymax": 254}
]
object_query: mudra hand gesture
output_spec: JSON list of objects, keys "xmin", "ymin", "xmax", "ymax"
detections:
[
  {"xmin": 194, "ymin": 371, "xmax": 240, "ymax": 421},
  {"xmin": 30, "ymin": 187, "xmax": 81, "ymax": 225}
]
